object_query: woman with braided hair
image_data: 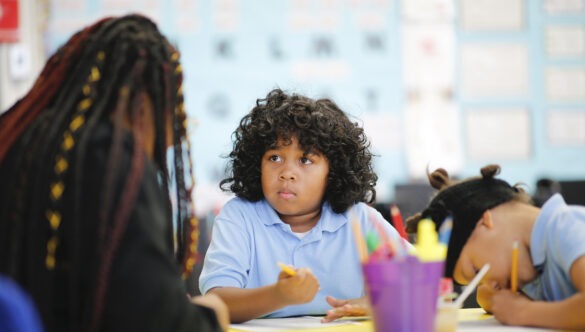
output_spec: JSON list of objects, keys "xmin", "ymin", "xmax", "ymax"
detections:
[{"xmin": 0, "ymin": 15, "xmax": 228, "ymax": 331}]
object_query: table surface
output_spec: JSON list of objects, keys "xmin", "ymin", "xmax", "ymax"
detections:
[{"xmin": 228, "ymin": 308, "xmax": 568, "ymax": 332}]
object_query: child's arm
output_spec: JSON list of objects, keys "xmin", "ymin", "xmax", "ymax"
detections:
[
  {"xmin": 490, "ymin": 255, "xmax": 585, "ymax": 329},
  {"xmin": 207, "ymin": 268, "xmax": 320, "ymax": 323}
]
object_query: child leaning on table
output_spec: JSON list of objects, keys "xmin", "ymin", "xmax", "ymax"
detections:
[
  {"xmin": 198, "ymin": 88, "xmax": 409, "ymax": 323},
  {"xmin": 405, "ymin": 164, "xmax": 585, "ymax": 330}
]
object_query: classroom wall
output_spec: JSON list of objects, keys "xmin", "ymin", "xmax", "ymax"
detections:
[
  {"xmin": 2, "ymin": 0, "xmax": 585, "ymax": 216},
  {"xmin": 0, "ymin": 0, "xmax": 46, "ymax": 111}
]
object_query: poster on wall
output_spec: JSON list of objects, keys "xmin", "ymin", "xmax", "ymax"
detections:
[
  {"xmin": 0, "ymin": 0, "xmax": 19, "ymax": 42},
  {"xmin": 465, "ymin": 108, "xmax": 531, "ymax": 160},
  {"xmin": 547, "ymin": 109, "xmax": 585, "ymax": 145},
  {"xmin": 546, "ymin": 67, "xmax": 585, "ymax": 101},
  {"xmin": 460, "ymin": 43, "xmax": 529, "ymax": 98},
  {"xmin": 459, "ymin": 0, "xmax": 524, "ymax": 31}
]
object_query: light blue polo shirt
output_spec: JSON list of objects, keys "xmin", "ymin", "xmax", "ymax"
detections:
[
  {"xmin": 522, "ymin": 194, "xmax": 585, "ymax": 301},
  {"xmin": 199, "ymin": 197, "xmax": 407, "ymax": 318}
]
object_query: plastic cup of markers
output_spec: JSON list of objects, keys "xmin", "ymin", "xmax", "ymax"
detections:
[{"xmin": 362, "ymin": 256, "xmax": 444, "ymax": 332}]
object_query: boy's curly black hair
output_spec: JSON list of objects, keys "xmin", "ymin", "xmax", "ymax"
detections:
[{"xmin": 220, "ymin": 88, "xmax": 378, "ymax": 214}]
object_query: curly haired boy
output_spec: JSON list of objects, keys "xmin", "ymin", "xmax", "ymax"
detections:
[{"xmin": 199, "ymin": 88, "xmax": 407, "ymax": 323}]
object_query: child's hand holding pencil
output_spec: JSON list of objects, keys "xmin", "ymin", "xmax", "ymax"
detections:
[{"xmin": 275, "ymin": 263, "xmax": 320, "ymax": 305}]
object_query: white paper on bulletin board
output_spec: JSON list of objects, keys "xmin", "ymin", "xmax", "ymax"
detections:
[
  {"xmin": 51, "ymin": 0, "xmax": 85, "ymax": 11},
  {"xmin": 460, "ymin": 43, "xmax": 529, "ymax": 98},
  {"xmin": 459, "ymin": 0, "xmax": 524, "ymax": 31},
  {"xmin": 402, "ymin": 0, "xmax": 454, "ymax": 21},
  {"xmin": 404, "ymin": 97, "xmax": 463, "ymax": 179},
  {"xmin": 547, "ymin": 109, "xmax": 585, "ymax": 145},
  {"xmin": 465, "ymin": 108, "xmax": 531, "ymax": 160},
  {"xmin": 402, "ymin": 23, "xmax": 455, "ymax": 91},
  {"xmin": 546, "ymin": 68, "xmax": 585, "ymax": 102},
  {"xmin": 362, "ymin": 112, "xmax": 403, "ymax": 151},
  {"xmin": 543, "ymin": 0, "xmax": 585, "ymax": 14},
  {"xmin": 545, "ymin": 25, "xmax": 585, "ymax": 58}
]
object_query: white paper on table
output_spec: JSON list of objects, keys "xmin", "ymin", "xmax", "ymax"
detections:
[
  {"xmin": 229, "ymin": 316, "xmax": 364, "ymax": 332},
  {"xmin": 458, "ymin": 315, "xmax": 554, "ymax": 331}
]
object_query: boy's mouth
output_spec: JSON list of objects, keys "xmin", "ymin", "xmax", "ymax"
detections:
[{"xmin": 278, "ymin": 190, "xmax": 296, "ymax": 199}]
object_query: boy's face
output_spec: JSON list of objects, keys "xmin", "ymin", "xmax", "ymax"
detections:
[
  {"xmin": 452, "ymin": 212, "xmax": 518, "ymax": 292},
  {"xmin": 261, "ymin": 136, "xmax": 329, "ymax": 230}
]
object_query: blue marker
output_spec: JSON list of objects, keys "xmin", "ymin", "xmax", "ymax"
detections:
[{"xmin": 438, "ymin": 216, "xmax": 453, "ymax": 245}]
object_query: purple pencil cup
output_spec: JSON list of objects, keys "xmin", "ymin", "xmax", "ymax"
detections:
[{"xmin": 362, "ymin": 256, "xmax": 444, "ymax": 332}]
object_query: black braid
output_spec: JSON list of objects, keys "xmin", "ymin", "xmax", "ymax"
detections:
[{"xmin": 0, "ymin": 14, "xmax": 198, "ymax": 332}]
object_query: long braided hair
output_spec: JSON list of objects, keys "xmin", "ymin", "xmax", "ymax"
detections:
[{"xmin": 0, "ymin": 14, "xmax": 199, "ymax": 331}]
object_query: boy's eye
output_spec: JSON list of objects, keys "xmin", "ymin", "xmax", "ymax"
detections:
[
  {"xmin": 300, "ymin": 157, "xmax": 313, "ymax": 165},
  {"xmin": 268, "ymin": 155, "xmax": 281, "ymax": 162}
]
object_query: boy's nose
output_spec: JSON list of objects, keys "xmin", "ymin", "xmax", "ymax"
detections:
[{"xmin": 279, "ymin": 167, "xmax": 296, "ymax": 180}]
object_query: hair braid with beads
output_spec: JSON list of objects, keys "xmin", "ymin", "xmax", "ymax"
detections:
[{"xmin": 0, "ymin": 15, "xmax": 199, "ymax": 331}]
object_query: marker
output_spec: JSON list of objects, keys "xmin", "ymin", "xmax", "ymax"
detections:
[
  {"xmin": 414, "ymin": 219, "xmax": 447, "ymax": 262},
  {"xmin": 511, "ymin": 240, "xmax": 519, "ymax": 293},
  {"xmin": 277, "ymin": 262, "xmax": 296, "ymax": 276},
  {"xmin": 438, "ymin": 216, "xmax": 453, "ymax": 245}
]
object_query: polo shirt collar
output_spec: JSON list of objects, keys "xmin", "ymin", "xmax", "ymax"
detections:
[{"xmin": 257, "ymin": 200, "xmax": 348, "ymax": 233}]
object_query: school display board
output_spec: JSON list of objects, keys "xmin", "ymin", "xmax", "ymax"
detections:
[{"xmin": 47, "ymin": 0, "xmax": 585, "ymax": 215}]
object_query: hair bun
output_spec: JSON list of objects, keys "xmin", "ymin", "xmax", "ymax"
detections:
[
  {"xmin": 480, "ymin": 164, "xmax": 501, "ymax": 179},
  {"xmin": 405, "ymin": 212, "xmax": 423, "ymax": 234},
  {"xmin": 428, "ymin": 168, "xmax": 450, "ymax": 190}
]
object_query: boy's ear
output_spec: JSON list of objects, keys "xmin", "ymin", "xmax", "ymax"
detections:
[{"xmin": 479, "ymin": 210, "xmax": 494, "ymax": 229}]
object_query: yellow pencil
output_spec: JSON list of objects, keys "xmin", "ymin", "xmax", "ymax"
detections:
[
  {"xmin": 277, "ymin": 262, "xmax": 296, "ymax": 276},
  {"xmin": 511, "ymin": 240, "xmax": 519, "ymax": 293}
]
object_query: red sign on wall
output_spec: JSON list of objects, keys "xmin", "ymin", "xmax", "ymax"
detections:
[{"xmin": 0, "ymin": 0, "xmax": 19, "ymax": 42}]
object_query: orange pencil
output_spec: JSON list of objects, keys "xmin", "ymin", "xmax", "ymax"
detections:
[
  {"xmin": 511, "ymin": 240, "xmax": 519, "ymax": 293},
  {"xmin": 351, "ymin": 219, "xmax": 368, "ymax": 263}
]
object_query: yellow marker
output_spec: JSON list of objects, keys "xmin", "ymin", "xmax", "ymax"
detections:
[
  {"xmin": 511, "ymin": 240, "xmax": 519, "ymax": 293},
  {"xmin": 277, "ymin": 262, "xmax": 296, "ymax": 276},
  {"xmin": 414, "ymin": 219, "xmax": 447, "ymax": 262}
]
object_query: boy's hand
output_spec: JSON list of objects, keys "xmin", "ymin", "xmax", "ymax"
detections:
[
  {"xmin": 491, "ymin": 289, "xmax": 531, "ymax": 325},
  {"xmin": 321, "ymin": 295, "xmax": 370, "ymax": 322},
  {"xmin": 275, "ymin": 267, "xmax": 319, "ymax": 305}
]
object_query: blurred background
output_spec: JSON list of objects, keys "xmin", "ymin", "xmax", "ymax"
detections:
[{"xmin": 1, "ymin": 0, "xmax": 585, "ymax": 221}]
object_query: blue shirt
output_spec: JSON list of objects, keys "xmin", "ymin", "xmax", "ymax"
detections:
[
  {"xmin": 199, "ymin": 197, "xmax": 407, "ymax": 318},
  {"xmin": 522, "ymin": 194, "xmax": 585, "ymax": 301}
]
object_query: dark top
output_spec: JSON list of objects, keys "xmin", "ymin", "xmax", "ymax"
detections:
[{"xmin": 0, "ymin": 122, "xmax": 221, "ymax": 332}]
